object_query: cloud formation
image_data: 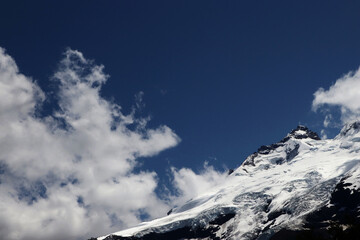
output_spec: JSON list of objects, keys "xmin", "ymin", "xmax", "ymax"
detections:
[
  {"xmin": 0, "ymin": 48, "xmax": 180, "ymax": 240},
  {"xmin": 170, "ymin": 162, "xmax": 228, "ymax": 207},
  {"xmin": 312, "ymin": 67, "xmax": 360, "ymax": 124}
]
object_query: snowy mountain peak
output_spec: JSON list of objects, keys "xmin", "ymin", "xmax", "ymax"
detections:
[
  {"xmin": 282, "ymin": 125, "xmax": 321, "ymax": 142},
  {"xmin": 242, "ymin": 125, "xmax": 320, "ymax": 167},
  {"xmin": 95, "ymin": 124, "xmax": 360, "ymax": 240},
  {"xmin": 337, "ymin": 120, "xmax": 360, "ymax": 138}
]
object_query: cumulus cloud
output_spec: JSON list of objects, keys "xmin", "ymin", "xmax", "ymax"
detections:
[
  {"xmin": 312, "ymin": 67, "xmax": 360, "ymax": 124},
  {"xmin": 0, "ymin": 47, "xmax": 180, "ymax": 240},
  {"xmin": 170, "ymin": 162, "xmax": 228, "ymax": 207}
]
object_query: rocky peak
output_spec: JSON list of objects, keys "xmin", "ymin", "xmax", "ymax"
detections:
[
  {"xmin": 281, "ymin": 125, "xmax": 321, "ymax": 142},
  {"xmin": 242, "ymin": 125, "xmax": 320, "ymax": 167},
  {"xmin": 257, "ymin": 125, "xmax": 320, "ymax": 154}
]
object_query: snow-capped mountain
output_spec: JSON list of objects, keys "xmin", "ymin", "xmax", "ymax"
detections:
[{"xmin": 93, "ymin": 122, "xmax": 360, "ymax": 240}]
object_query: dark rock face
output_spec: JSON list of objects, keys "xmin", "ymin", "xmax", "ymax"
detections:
[
  {"xmin": 243, "ymin": 152, "xmax": 258, "ymax": 166},
  {"xmin": 102, "ymin": 226, "xmax": 221, "ymax": 240},
  {"xmin": 305, "ymin": 177, "xmax": 360, "ymax": 228},
  {"xmin": 285, "ymin": 144, "xmax": 299, "ymax": 161},
  {"xmin": 99, "ymin": 213, "xmax": 236, "ymax": 240},
  {"xmin": 257, "ymin": 143, "xmax": 283, "ymax": 155},
  {"xmin": 284, "ymin": 125, "xmax": 321, "ymax": 141},
  {"xmin": 270, "ymin": 178, "xmax": 360, "ymax": 240}
]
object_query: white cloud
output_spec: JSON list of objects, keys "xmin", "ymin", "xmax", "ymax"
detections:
[
  {"xmin": 0, "ymin": 47, "xmax": 180, "ymax": 240},
  {"xmin": 0, "ymin": 48, "xmax": 45, "ymax": 122},
  {"xmin": 312, "ymin": 67, "xmax": 360, "ymax": 124},
  {"xmin": 170, "ymin": 162, "xmax": 228, "ymax": 207}
]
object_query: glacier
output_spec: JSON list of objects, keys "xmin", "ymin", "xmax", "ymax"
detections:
[{"xmin": 94, "ymin": 122, "xmax": 360, "ymax": 240}]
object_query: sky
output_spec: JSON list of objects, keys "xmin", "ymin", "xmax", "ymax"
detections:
[{"xmin": 1, "ymin": 1, "xmax": 360, "ymax": 239}]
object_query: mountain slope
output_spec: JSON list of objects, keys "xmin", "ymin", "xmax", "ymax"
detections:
[{"xmin": 94, "ymin": 122, "xmax": 360, "ymax": 240}]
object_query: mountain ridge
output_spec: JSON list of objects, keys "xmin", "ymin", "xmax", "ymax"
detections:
[{"xmin": 93, "ymin": 122, "xmax": 360, "ymax": 240}]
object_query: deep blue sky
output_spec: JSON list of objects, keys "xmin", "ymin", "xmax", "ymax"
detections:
[{"xmin": 1, "ymin": 1, "xmax": 360, "ymax": 179}]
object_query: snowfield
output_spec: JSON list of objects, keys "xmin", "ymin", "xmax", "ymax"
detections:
[{"xmin": 96, "ymin": 122, "xmax": 360, "ymax": 240}]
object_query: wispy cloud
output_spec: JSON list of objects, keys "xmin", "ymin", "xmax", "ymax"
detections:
[{"xmin": 0, "ymin": 47, "xmax": 180, "ymax": 240}]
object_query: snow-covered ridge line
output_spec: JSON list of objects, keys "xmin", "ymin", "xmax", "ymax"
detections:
[{"xmin": 94, "ymin": 121, "xmax": 360, "ymax": 240}]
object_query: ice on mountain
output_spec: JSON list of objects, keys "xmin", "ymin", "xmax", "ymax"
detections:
[
  {"xmin": 340, "ymin": 141, "xmax": 354, "ymax": 149},
  {"xmin": 337, "ymin": 121, "xmax": 360, "ymax": 138},
  {"xmin": 95, "ymin": 122, "xmax": 360, "ymax": 240}
]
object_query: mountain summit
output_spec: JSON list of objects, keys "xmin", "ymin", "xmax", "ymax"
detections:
[
  {"xmin": 94, "ymin": 123, "xmax": 360, "ymax": 240},
  {"xmin": 285, "ymin": 125, "xmax": 321, "ymax": 141}
]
